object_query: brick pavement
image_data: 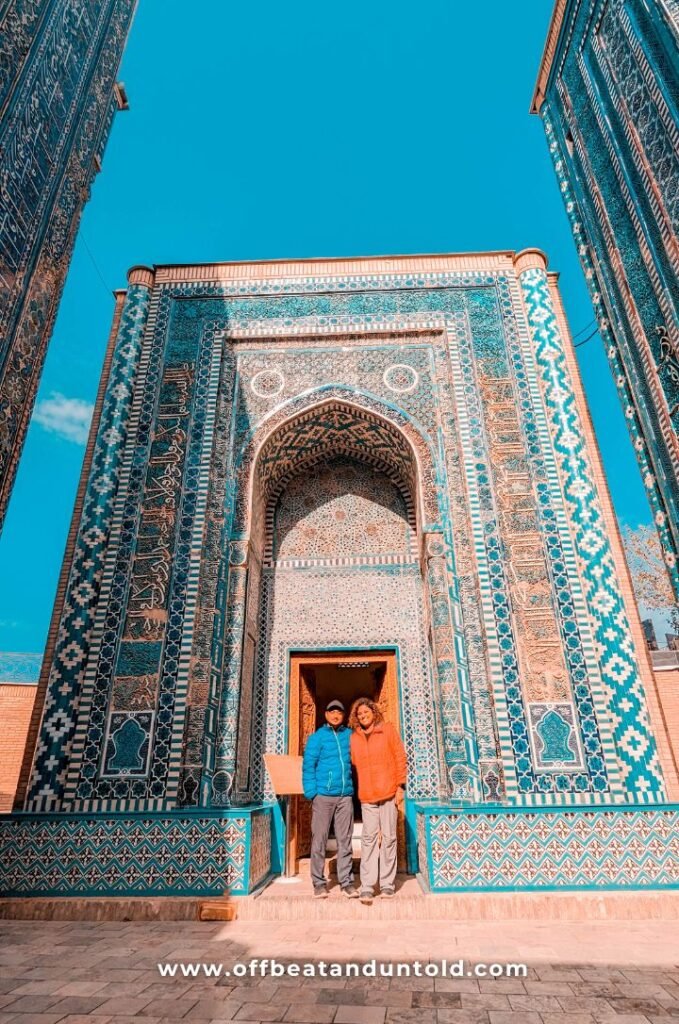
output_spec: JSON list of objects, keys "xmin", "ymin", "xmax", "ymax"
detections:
[{"xmin": 1, "ymin": 919, "xmax": 678, "ymax": 1024}]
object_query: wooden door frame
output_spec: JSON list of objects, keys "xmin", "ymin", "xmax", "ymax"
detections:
[{"xmin": 287, "ymin": 648, "xmax": 402, "ymax": 873}]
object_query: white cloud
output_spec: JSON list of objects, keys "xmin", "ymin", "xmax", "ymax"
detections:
[{"xmin": 33, "ymin": 391, "xmax": 94, "ymax": 445}]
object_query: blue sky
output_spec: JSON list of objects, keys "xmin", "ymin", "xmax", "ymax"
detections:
[{"xmin": 0, "ymin": 0, "xmax": 656, "ymax": 654}]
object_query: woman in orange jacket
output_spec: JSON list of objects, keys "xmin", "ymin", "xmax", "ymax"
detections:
[{"xmin": 349, "ymin": 697, "xmax": 407, "ymax": 904}]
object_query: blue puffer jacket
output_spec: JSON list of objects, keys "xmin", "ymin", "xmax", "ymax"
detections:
[{"xmin": 302, "ymin": 724, "xmax": 353, "ymax": 799}]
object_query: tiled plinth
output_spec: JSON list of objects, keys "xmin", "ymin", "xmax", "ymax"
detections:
[
  {"xmin": 0, "ymin": 807, "xmax": 273, "ymax": 898},
  {"xmin": 418, "ymin": 804, "xmax": 679, "ymax": 892}
]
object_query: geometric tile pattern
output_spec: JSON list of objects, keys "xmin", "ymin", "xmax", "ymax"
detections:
[
  {"xmin": 534, "ymin": 0, "xmax": 679, "ymax": 599},
  {"xmin": 272, "ymin": 456, "xmax": 415, "ymax": 566},
  {"xmin": 541, "ymin": 108, "xmax": 679, "ymax": 600},
  {"xmin": 422, "ymin": 805, "xmax": 679, "ymax": 890},
  {"xmin": 64, "ymin": 322, "xmax": 219, "ymax": 807},
  {"xmin": 0, "ymin": 809, "xmax": 269, "ymax": 897},
  {"xmin": 26, "ymin": 282, "xmax": 151, "ymax": 811},
  {"xmin": 0, "ymin": 0, "xmax": 136, "ymax": 530},
  {"xmin": 448, "ymin": 290, "xmax": 612, "ymax": 798},
  {"xmin": 520, "ymin": 265, "xmax": 664, "ymax": 800}
]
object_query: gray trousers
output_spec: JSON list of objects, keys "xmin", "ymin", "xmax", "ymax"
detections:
[
  {"xmin": 360, "ymin": 797, "xmax": 398, "ymax": 893},
  {"xmin": 310, "ymin": 795, "xmax": 354, "ymax": 890}
]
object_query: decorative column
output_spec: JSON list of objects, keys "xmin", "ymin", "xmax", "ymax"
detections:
[
  {"xmin": 208, "ymin": 539, "xmax": 251, "ymax": 806},
  {"xmin": 24, "ymin": 267, "xmax": 153, "ymax": 812},
  {"xmin": 515, "ymin": 249, "xmax": 665, "ymax": 802},
  {"xmin": 423, "ymin": 530, "xmax": 479, "ymax": 801}
]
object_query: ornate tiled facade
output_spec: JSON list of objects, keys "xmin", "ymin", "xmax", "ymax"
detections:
[
  {"xmin": 0, "ymin": 0, "xmax": 137, "ymax": 532},
  {"xmin": 2, "ymin": 252, "xmax": 677, "ymax": 898},
  {"xmin": 532, "ymin": 0, "xmax": 679, "ymax": 601}
]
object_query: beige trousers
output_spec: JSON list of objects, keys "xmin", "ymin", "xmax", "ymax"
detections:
[{"xmin": 359, "ymin": 797, "xmax": 398, "ymax": 893}]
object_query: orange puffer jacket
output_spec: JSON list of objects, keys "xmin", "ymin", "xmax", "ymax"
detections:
[{"xmin": 350, "ymin": 722, "xmax": 407, "ymax": 803}]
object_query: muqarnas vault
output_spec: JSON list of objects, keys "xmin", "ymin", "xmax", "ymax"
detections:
[{"xmin": 2, "ymin": 251, "xmax": 678, "ymax": 898}]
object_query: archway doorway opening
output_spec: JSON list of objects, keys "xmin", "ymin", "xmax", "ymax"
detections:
[{"xmin": 288, "ymin": 649, "xmax": 407, "ymax": 875}]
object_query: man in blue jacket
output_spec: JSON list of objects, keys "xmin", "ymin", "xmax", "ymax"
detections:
[{"xmin": 302, "ymin": 699, "xmax": 358, "ymax": 899}]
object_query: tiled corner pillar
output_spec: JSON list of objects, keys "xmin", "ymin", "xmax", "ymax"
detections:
[
  {"xmin": 516, "ymin": 250, "xmax": 666, "ymax": 802},
  {"xmin": 423, "ymin": 530, "xmax": 479, "ymax": 801},
  {"xmin": 210, "ymin": 539, "xmax": 250, "ymax": 805},
  {"xmin": 24, "ymin": 268, "xmax": 154, "ymax": 812}
]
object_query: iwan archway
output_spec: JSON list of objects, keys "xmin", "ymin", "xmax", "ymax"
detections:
[{"xmin": 224, "ymin": 395, "xmax": 458, "ymax": 873}]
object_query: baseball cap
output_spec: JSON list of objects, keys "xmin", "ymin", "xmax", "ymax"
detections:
[{"xmin": 326, "ymin": 699, "xmax": 345, "ymax": 712}]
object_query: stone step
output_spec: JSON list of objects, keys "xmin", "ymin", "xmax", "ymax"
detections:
[{"xmin": 231, "ymin": 886, "xmax": 679, "ymax": 922}]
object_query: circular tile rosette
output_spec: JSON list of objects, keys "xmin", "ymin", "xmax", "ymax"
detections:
[
  {"xmin": 251, "ymin": 369, "xmax": 285, "ymax": 398},
  {"xmin": 383, "ymin": 363, "xmax": 419, "ymax": 394}
]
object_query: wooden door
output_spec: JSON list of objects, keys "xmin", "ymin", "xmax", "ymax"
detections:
[{"xmin": 287, "ymin": 651, "xmax": 406, "ymax": 873}]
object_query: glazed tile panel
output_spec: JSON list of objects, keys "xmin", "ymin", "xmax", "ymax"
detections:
[
  {"xmin": 519, "ymin": 266, "xmax": 664, "ymax": 800},
  {"xmin": 0, "ymin": 810, "xmax": 271, "ymax": 897},
  {"xmin": 535, "ymin": 0, "xmax": 679, "ymax": 596},
  {"xmin": 421, "ymin": 805, "xmax": 679, "ymax": 890},
  {"xmin": 27, "ymin": 283, "xmax": 151, "ymax": 811},
  {"xmin": 0, "ymin": 0, "xmax": 137, "ymax": 529}
]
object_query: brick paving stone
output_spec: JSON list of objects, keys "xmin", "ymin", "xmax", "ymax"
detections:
[
  {"xmin": 228, "ymin": 988, "xmax": 280, "ymax": 1005},
  {"xmin": 522, "ymin": 982, "xmax": 575, "ymax": 996},
  {"xmin": 184, "ymin": 1003, "xmax": 243, "ymax": 1020},
  {"xmin": 4, "ymin": 996, "xmax": 61, "ymax": 1013},
  {"xmin": 569, "ymin": 985, "xmax": 622, "ymax": 998},
  {"xmin": 105, "ymin": 1018, "xmax": 160, "ymax": 1024},
  {"xmin": 477, "ymin": 982, "xmax": 526, "ymax": 995},
  {"xmin": 605, "ymin": 997, "xmax": 669, "ymax": 1016},
  {"xmin": 139, "ymin": 1000, "xmax": 200, "ymax": 1019},
  {"xmin": 334, "ymin": 1009, "xmax": 386, "ymax": 1024},
  {"xmin": 93, "ymin": 985, "xmax": 154, "ymax": 998},
  {"xmin": 434, "ymin": 981, "xmax": 480, "ymax": 994},
  {"xmin": 233, "ymin": 1006, "xmax": 289, "ymax": 1022},
  {"xmin": 459, "ymin": 995, "xmax": 510, "ymax": 1011},
  {"xmin": 317, "ymin": 990, "xmax": 367, "ymax": 1006},
  {"xmin": 385, "ymin": 1013, "xmax": 437, "ymax": 1024},
  {"xmin": 435, "ymin": 1011, "xmax": 490, "ymax": 1024},
  {"xmin": 136, "ymin": 987, "xmax": 198, "ymax": 1002},
  {"xmin": 53, "ymin": 987, "xmax": 109, "ymax": 999},
  {"xmin": 45, "ymin": 999, "xmax": 108, "ymax": 1017},
  {"xmin": 6, "ymin": 987, "xmax": 61, "ymax": 998},
  {"xmin": 384, "ymin": 979, "xmax": 432, "ymax": 993},
  {"xmin": 281, "ymin": 1006, "xmax": 336, "ymax": 1022},
  {"xmin": 362, "ymin": 992, "xmax": 411, "ymax": 1009},
  {"xmin": 94, "ymin": 999, "xmax": 156, "ymax": 1016},
  {"xmin": 557, "ymin": 998, "xmax": 616, "ymax": 1014},
  {"xmin": 537, "ymin": 1016, "xmax": 595, "ymax": 1024},
  {"xmin": 590, "ymin": 1017, "xmax": 657, "ymax": 1024},
  {"xmin": 507, "ymin": 994, "xmax": 564, "ymax": 1012},
  {"xmin": 488, "ymin": 1014, "xmax": 542, "ymax": 1024},
  {"xmin": 273, "ymin": 991, "xmax": 318, "ymax": 1006},
  {"xmin": 617, "ymin": 985, "xmax": 678, "ymax": 1001},
  {"xmin": 2, "ymin": 1015, "xmax": 66, "ymax": 1024},
  {"xmin": 411, "ymin": 993, "xmax": 462, "ymax": 1008}
]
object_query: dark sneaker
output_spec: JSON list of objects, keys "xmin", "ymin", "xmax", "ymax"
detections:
[
  {"xmin": 341, "ymin": 884, "xmax": 359, "ymax": 899},
  {"xmin": 381, "ymin": 887, "xmax": 396, "ymax": 899},
  {"xmin": 359, "ymin": 889, "xmax": 373, "ymax": 904},
  {"xmin": 313, "ymin": 886, "xmax": 328, "ymax": 899}
]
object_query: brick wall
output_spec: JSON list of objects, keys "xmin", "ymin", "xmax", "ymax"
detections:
[{"xmin": 0, "ymin": 684, "xmax": 37, "ymax": 812}]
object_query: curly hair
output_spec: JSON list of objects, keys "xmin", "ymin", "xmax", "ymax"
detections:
[{"xmin": 348, "ymin": 697, "xmax": 384, "ymax": 730}]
